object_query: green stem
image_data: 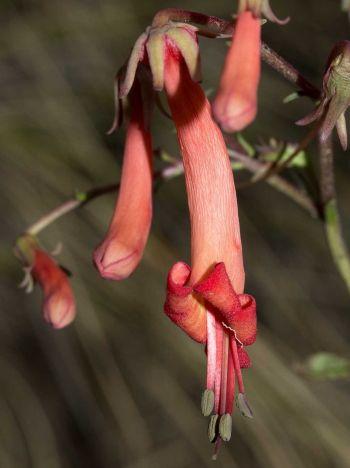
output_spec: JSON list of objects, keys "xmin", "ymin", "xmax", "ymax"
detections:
[
  {"xmin": 319, "ymin": 136, "xmax": 350, "ymax": 293},
  {"xmin": 26, "ymin": 185, "xmax": 117, "ymax": 236},
  {"xmin": 324, "ymin": 200, "xmax": 350, "ymax": 292}
]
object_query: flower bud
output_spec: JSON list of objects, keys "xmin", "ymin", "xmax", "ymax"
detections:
[
  {"xmin": 94, "ymin": 79, "xmax": 153, "ymax": 280},
  {"xmin": 213, "ymin": 1, "xmax": 288, "ymax": 133},
  {"xmin": 212, "ymin": 10, "xmax": 261, "ymax": 132},
  {"xmin": 297, "ymin": 41, "xmax": 350, "ymax": 150},
  {"xmin": 15, "ymin": 234, "xmax": 76, "ymax": 329}
]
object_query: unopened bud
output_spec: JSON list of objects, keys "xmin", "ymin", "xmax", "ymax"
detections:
[
  {"xmin": 15, "ymin": 234, "xmax": 76, "ymax": 329},
  {"xmin": 297, "ymin": 41, "xmax": 350, "ymax": 150}
]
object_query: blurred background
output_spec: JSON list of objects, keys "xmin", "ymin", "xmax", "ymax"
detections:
[{"xmin": 1, "ymin": 0, "xmax": 350, "ymax": 467}]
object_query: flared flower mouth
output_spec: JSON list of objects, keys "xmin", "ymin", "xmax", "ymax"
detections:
[{"xmin": 165, "ymin": 262, "xmax": 257, "ymax": 448}]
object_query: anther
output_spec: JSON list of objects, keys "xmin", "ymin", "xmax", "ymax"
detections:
[
  {"xmin": 208, "ymin": 414, "xmax": 219, "ymax": 443},
  {"xmin": 237, "ymin": 393, "xmax": 254, "ymax": 419},
  {"xmin": 219, "ymin": 413, "xmax": 232, "ymax": 442},
  {"xmin": 201, "ymin": 389, "xmax": 215, "ymax": 416}
]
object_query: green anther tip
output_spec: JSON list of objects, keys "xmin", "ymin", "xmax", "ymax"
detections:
[
  {"xmin": 219, "ymin": 414, "xmax": 232, "ymax": 442},
  {"xmin": 208, "ymin": 414, "xmax": 219, "ymax": 443},
  {"xmin": 201, "ymin": 389, "xmax": 215, "ymax": 416},
  {"xmin": 237, "ymin": 393, "xmax": 254, "ymax": 419}
]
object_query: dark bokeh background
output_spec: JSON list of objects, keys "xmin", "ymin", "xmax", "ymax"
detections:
[{"xmin": 1, "ymin": 1, "xmax": 350, "ymax": 467}]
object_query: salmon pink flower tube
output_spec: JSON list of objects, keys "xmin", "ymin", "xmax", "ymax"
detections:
[
  {"xmin": 16, "ymin": 234, "xmax": 76, "ymax": 329},
  {"xmin": 163, "ymin": 40, "xmax": 256, "ymax": 449},
  {"xmin": 33, "ymin": 250, "xmax": 76, "ymax": 328},
  {"xmin": 213, "ymin": 10, "xmax": 261, "ymax": 133},
  {"xmin": 213, "ymin": 0, "xmax": 288, "ymax": 132},
  {"xmin": 94, "ymin": 80, "xmax": 153, "ymax": 280},
  {"xmin": 106, "ymin": 15, "xmax": 258, "ymax": 451}
]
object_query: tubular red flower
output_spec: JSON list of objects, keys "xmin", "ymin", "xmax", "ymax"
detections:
[
  {"xmin": 163, "ymin": 40, "xmax": 256, "ymax": 447},
  {"xmin": 164, "ymin": 44, "xmax": 244, "ymax": 288},
  {"xmin": 105, "ymin": 17, "xmax": 257, "ymax": 449},
  {"xmin": 212, "ymin": 10, "xmax": 261, "ymax": 132},
  {"xmin": 94, "ymin": 80, "xmax": 153, "ymax": 280},
  {"xmin": 32, "ymin": 249, "xmax": 76, "ymax": 329}
]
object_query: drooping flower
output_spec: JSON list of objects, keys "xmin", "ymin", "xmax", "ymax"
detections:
[
  {"xmin": 297, "ymin": 40, "xmax": 350, "ymax": 150},
  {"xmin": 93, "ymin": 77, "xmax": 153, "ymax": 280},
  {"xmin": 105, "ymin": 13, "xmax": 257, "ymax": 451},
  {"xmin": 15, "ymin": 234, "xmax": 76, "ymax": 328},
  {"xmin": 163, "ymin": 44, "xmax": 256, "ymax": 450},
  {"xmin": 212, "ymin": 0, "xmax": 289, "ymax": 132}
]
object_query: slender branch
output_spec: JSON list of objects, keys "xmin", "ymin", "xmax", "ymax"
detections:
[
  {"xmin": 318, "ymin": 136, "xmax": 350, "ymax": 293},
  {"xmin": 26, "ymin": 185, "xmax": 117, "ymax": 236},
  {"xmin": 243, "ymin": 123, "xmax": 321, "ymax": 188},
  {"xmin": 228, "ymin": 149, "xmax": 318, "ymax": 217},
  {"xmin": 260, "ymin": 43, "xmax": 320, "ymax": 100},
  {"xmin": 24, "ymin": 141, "xmax": 318, "ymax": 238},
  {"xmin": 152, "ymin": 9, "xmax": 320, "ymax": 100},
  {"xmin": 152, "ymin": 8, "xmax": 233, "ymax": 35},
  {"xmin": 26, "ymin": 163, "xmax": 184, "ymax": 236}
]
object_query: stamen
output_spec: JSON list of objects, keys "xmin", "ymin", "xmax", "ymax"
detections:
[
  {"xmin": 214, "ymin": 320, "xmax": 223, "ymax": 413},
  {"xmin": 231, "ymin": 338, "xmax": 254, "ymax": 419},
  {"xmin": 219, "ymin": 413, "xmax": 232, "ymax": 442},
  {"xmin": 201, "ymin": 389, "xmax": 215, "ymax": 417},
  {"xmin": 236, "ymin": 393, "xmax": 253, "ymax": 419},
  {"xmin": 225, "ymin": 344, "xmax": 235, "ymax": 414},
  {"xmin": 208, "ymin": 414, "xmax": 219, "ymax": 443},
  {"xmin": 230, "ymin": 336, "xmax": 245, "ymax": 394},
  {"xmin": 206, "ymin": 310, "xmax": 217, "ymax": 390},
  {"xmin": 219, "ymin": 331, "xmax": 229, "ymax": 415}
]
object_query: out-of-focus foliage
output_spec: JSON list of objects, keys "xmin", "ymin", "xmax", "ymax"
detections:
[
  {"xmin": 299, "ymin": 352, "xmax": 350, "ymax": 380},
  {"xmin": 1, "ymin": 1, "xmax": 350, "ymax": 467},
  {"xmin": 342, "ymin": 0, "xmax": 350, "ymax": 14}
]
